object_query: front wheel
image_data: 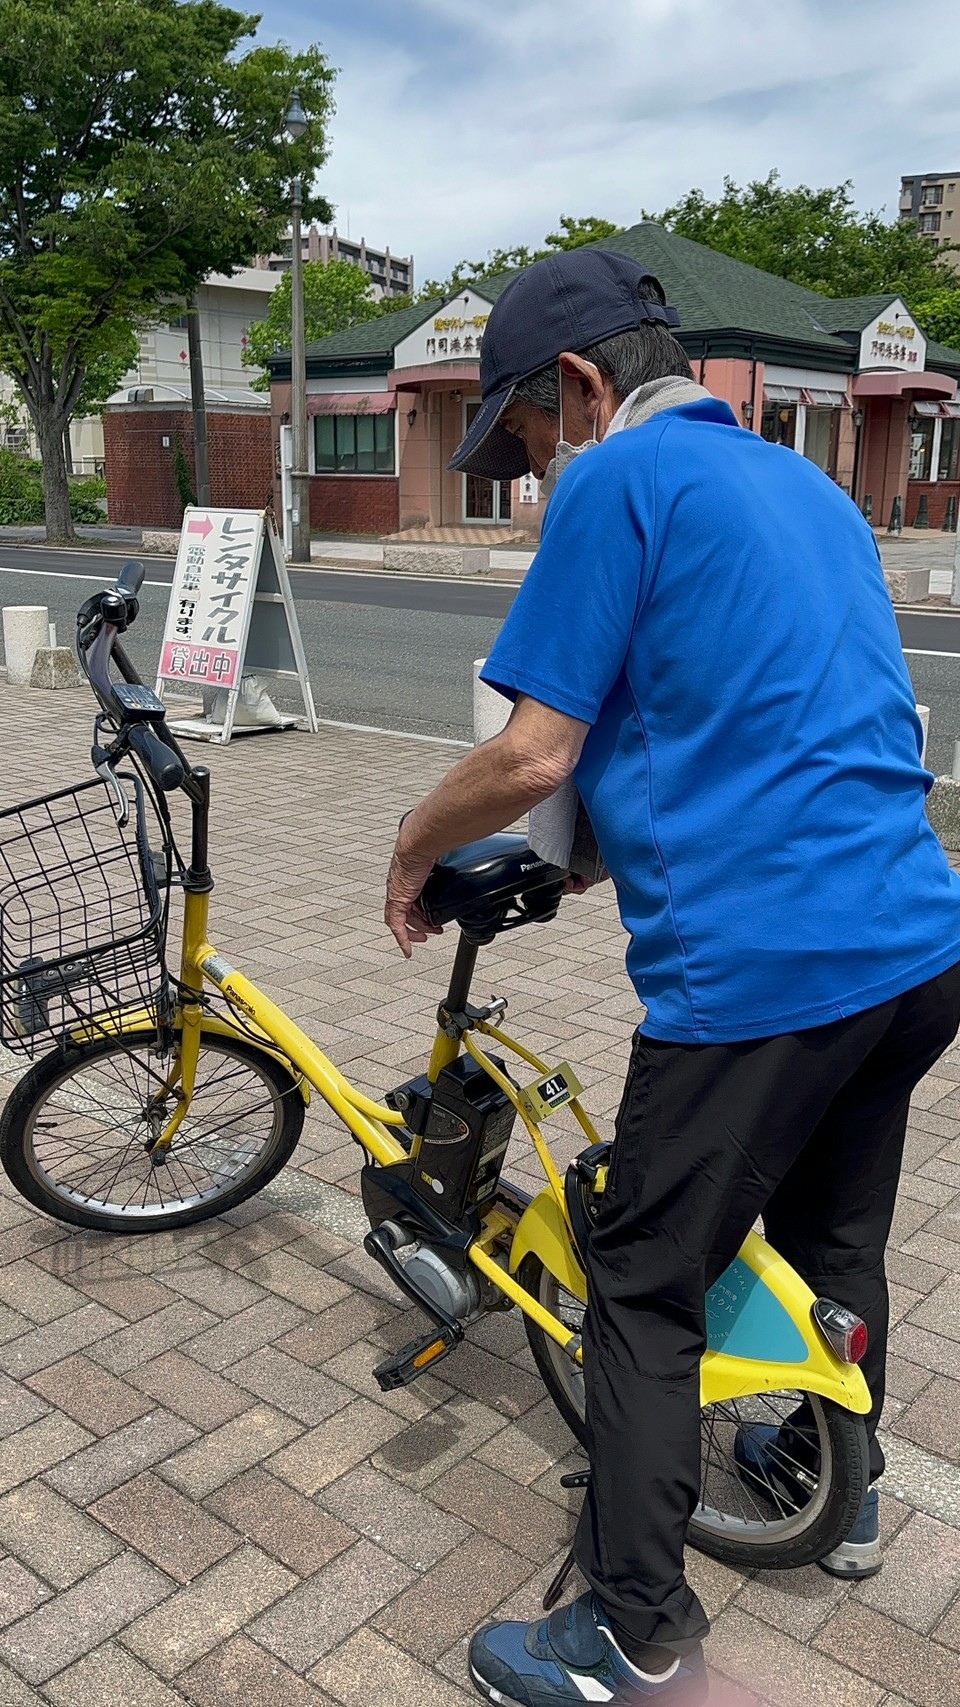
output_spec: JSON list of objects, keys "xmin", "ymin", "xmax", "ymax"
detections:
[
  {"xmin": 517, "ymin": 1252, "xmax": 869, "ymax": 1572},
  {"xmin": 0, "ymin": 1029, "xmax": 305, "ymax": 1233}
]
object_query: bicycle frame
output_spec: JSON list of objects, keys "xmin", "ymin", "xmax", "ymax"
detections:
[{"xmin": 93, "ymin": 856, "xmax": 870, "ymax": 1419}]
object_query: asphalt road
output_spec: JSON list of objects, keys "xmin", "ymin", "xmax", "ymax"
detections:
[
  {"xmin": 0, "ymin": 546, "xmax": 511, "ymax": 741},
  {"xmin": 3, "ymin": 544, "xmax": 960, "ymax": 763}
]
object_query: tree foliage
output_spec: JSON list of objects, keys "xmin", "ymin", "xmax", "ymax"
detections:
[
  {"xmin": 0, "ymin": 0, "xmax": 336, "ymax": 536},
  {"xmin": 417, "ymin": 213, "xmax": 626, "ymax": 300},
  {"xmin": 243, "ymin": 259, "xmax": 382, "ymax": 387},
  {"xmin": 649, "ymin": 171, "xmax": 960, "ymax": 310}
]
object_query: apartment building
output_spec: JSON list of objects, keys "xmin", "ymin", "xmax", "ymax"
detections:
[
  {"xmin": 899, "ymin": 173, "xmax": 960, "ymax": 271},
  {"xmin": 255, "ymin": 225, "xmax": 414, "ymax": 300}
]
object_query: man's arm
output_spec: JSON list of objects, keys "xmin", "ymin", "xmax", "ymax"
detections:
[{"xmin": 385, "ymin": 694, "xmax": 589, "ymax": 956}]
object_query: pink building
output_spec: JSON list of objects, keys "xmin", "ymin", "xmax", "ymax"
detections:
[{"xmin": 266, "ymin": 223, "xmax": 960, "ymax": 539}]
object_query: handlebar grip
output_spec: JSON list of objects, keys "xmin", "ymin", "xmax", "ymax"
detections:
[
  {"xmin": 115, "ymin": 560, "xmax": 146, "ymax": 598},
  {"xmin": 128, "ymin": 723, "xmax": 188, "ymax": 792}
]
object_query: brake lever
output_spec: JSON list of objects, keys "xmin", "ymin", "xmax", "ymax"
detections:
[{"xmin": 92, "ymin": 743, "xmax": 130, "ymax": 827}]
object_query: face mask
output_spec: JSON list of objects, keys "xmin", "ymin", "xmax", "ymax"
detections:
[{"xmin": 539, "ymin": 363, "xmax": 601, "ymax": 498}]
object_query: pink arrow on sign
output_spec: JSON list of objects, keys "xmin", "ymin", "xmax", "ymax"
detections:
[{"xmin": 187, "ymin": 516, "xmax": 213, "ymax": 539}]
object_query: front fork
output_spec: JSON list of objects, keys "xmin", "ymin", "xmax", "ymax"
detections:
[{"xmin": 146, "ymin": 776, "xmax": 214, "ymax": 1159}]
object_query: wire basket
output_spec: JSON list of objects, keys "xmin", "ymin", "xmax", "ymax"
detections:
[{"xmin": 0, "ymin": 774, "xmax": 170, "ymax": 1058}]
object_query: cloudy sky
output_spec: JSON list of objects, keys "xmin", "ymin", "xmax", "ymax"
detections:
[{"xmin": 261, "ymin": 0, "xmax": 960, "ymax": 283}]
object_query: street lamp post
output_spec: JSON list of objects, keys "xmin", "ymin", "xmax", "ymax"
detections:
[{"xmin": 284, "ymin": 91, "xmax": 310, "ymax": 564}]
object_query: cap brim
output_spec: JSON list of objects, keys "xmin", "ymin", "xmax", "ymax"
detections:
[{"xmin": 447, "ymin": 385, "xmax": 531, "ymax": 479}]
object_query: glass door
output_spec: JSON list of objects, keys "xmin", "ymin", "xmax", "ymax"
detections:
[{"xmin": 462, "ymin": 400, "xmax": 512, "ymax": 522}]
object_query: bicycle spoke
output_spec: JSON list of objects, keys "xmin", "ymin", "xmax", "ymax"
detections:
[{"xmin": 23, "ymin": 1038, "xmax": 286, "ymax": 1218}]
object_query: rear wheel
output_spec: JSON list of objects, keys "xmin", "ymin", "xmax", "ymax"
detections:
[
  {"xmin": 517, "ymin": 1252, "xmax": 868, "ymax": 1571},
  {"xmin": 0, "ymin": 1029, "xmax": 305, "ymax": 1233}
]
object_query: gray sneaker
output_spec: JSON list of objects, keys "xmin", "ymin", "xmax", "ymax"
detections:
[{"xmin": 818, "ymin": 1487, "xmax": 881, "ymax": 1579}]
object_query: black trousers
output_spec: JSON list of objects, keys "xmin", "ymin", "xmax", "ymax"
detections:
[{"xmin": 574, "ymin": 961, "xmax": 960, "ymax": 1654}]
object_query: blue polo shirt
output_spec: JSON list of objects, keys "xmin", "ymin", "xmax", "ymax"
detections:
[{"xmin": 481, "ymin": 399, "xmax": 960, "ymax": 1043}]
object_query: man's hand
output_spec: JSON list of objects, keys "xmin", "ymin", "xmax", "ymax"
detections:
[
  {"xmin": 383, "ymin": 695, "xmax": 589, "ymax": 957},
  {"xmin": 384, "ymin": 838, "xmax": 442, "ymax": 959}
]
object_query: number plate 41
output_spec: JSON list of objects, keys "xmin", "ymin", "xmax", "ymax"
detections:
[{"xmin": 519, "ymin": 1064, "xmax": 584, "ymax": 1121}]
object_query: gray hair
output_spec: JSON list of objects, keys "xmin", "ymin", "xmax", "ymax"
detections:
[{"xmin": 512, "ymin": 282, "xmax": 692, "ymax": 417}]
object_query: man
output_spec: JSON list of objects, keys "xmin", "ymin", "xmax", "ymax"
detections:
[{"xmin": 384, "ymin": 249, "xmax": 960, "ymax": 1706}]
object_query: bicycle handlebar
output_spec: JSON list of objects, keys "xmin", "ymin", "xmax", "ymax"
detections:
[
  {"xmin": 78, "ymin": 560, "xmax": 189, "ymax": 793},
  {"xmin": 127, "ymin": 723, "xmax": 188, "ymax": 792}
]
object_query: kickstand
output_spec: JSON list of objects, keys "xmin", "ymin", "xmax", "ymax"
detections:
[{"xmin": 543, "ymin": 1469, "xmax": 591, "ymax": 1612}]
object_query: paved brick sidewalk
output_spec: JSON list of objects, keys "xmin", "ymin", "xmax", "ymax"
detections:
[{"xmin": 0, "ymin": 679, "xmax": 958, "ymax": 1707}]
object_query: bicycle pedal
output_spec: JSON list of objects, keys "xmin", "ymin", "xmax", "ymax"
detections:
[{"xmin": 373, "ymin": 1326, "xmax": 460, "ymax": 1392}]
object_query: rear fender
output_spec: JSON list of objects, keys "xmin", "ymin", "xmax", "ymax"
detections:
[{"xmin": 509, "ymin": 1197, "xmax": 869, "ymax": 1415}]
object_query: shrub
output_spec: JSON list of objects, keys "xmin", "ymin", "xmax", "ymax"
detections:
[{"xmin": 0, "ymin": 449, "xmax": 106, "ymax": 524}]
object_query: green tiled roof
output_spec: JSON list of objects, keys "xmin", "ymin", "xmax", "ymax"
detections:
[
  {"xmin": 300, "ymin": 296, "xmax": 445, "ymax": 361},
  {"xmin": 924, "ymin": 337, "xmax": 960, "ymax": 377},
  {"xmin": 589, "ymin": 223, "xmax": 841, "ymax": 351},
  {"xmin": 272, "ymin": 220, "xmax": 960, "ymax": 376}
]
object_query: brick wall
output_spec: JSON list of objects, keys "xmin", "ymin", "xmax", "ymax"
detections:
[
  {"xmin": 103, "ymin": 408, "xmax": 275, "ymax": 528},
  {"xmin": 308, "ymin": 475, "xmax": 399, "ymax": 535},
  {"xmin": 905, "ymin": 481, "xmax": 960, "ymax": 528}
]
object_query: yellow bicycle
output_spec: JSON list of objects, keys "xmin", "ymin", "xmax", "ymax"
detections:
[{"xmin": 0, "ymin": 562, "xmax": 872, "ymax": 1574}]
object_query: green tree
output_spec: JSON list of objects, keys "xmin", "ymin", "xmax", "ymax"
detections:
[
  {"xmin": 243, "ymin": 259, "xmax": 382, "ymax": 388},
  {"xmin": 909, "ymin": 286, "xmax": 960, "ymax": 351},
  {"xmin": 0, "ymin": 0, "xmax": 335, "ymax": 539},
  {"xmin": 543, "ymin": 215, "xmax": 624, "ymax": 253},
  {"xmin": 418, "ymin": 213, "xmax": 626, "ymax": 300},
  {"xmin": 649, "ymin": 171, "xmax": 958, "ymax": 304}
]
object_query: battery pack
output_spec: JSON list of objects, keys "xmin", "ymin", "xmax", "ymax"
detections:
[{"xmin": 408, "ymin": 1055, "xmax": 516, "ymax": 1224}]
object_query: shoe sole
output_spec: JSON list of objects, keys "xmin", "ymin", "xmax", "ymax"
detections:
[
  {"xmin": 469, "ymin": 1664, "xmax": 524, "ymax": 1707},
  {"xmin": 469, "ymin": 1660, "xmax": 711, "ymax": 1706},
  {"xmin": 817, "ymin": 1537, "xmax": 883, "ymax": 1581}
]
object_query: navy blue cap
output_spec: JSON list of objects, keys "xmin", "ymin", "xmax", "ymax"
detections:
[{"xmin": 448, "ymin": 250, "xmax": 680, "ymax": 480}]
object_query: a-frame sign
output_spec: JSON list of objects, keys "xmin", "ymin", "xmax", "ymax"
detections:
[{"xmin": 155, "ymin": 506, "xmax": 318, "ymax": 745}]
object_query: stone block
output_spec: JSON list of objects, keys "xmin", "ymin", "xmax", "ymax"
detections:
[
  {"xmin": 382, "ymin": 543, "xmax": 490, "ymax": 577},
  {"xmin": 2, "ymin": 606, "xmax": 48, "ymax": 685},
  {"xmin": 926, "ymin": 775, "xmax": 960, "ymax": 849},
  {"xmin": 29, "ymin": 646, "xmax": 81, "ymax": 690},
  {"xmin": 884, "ymin": 566, "xmax": 930, "ymax": 603},
  {"xmin": 140, "ymin": 530, "xmax": 180, "ymax": 554}
]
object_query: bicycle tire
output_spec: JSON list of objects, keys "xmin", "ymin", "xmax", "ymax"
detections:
[
  {"xmin": 0, "ymin": 1029, "xmax": 305, "ymax": 1234},
  {"xmin": 517, "ymin": 1251, "xmax": 869, "ymax": 1571}
]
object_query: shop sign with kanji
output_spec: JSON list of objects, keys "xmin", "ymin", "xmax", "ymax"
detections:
[{"xmin": 159, "ymin": 510, "xmax": 262, "ymax": 689}]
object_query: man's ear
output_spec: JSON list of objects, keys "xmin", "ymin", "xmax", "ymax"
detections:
[{"xmin": 558, "ymin": 351, "xmax": 605, "ymax": 431}]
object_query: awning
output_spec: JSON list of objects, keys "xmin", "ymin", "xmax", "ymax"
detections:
[
  {"xmin": 306, "ymin": 392, "xmax": 395, "ymax": 416},
  {"xmin": 801, "ymin": 387, "xmax": 847, "ymax": 408},
  {"xmin": 853, "ymin": 369, "xmax": 957, "ymax": 401},
  {"xmin": 912, "ymin": 399, "xmax": 960, "ymax": 419},
  {"xmin": 763, "ymin": 383, "xmax": 802, "ymax": 403}
]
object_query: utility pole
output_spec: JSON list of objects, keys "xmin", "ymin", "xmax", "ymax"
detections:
[
  {"xmin": 289, "ymin": 172, "xmax": 310, "ymax": 563},
  {"xmin": 187, "ymin": 295, "xmax": 211, "ymax": 506},
  {"xmin": 284, "ymin": 91, "xmax": 311, "ymax": 564}
]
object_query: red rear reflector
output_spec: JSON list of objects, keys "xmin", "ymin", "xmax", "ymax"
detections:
[{"xmin": 812, "ymin": 1299, "xmax": 868, "ymax": 1365}]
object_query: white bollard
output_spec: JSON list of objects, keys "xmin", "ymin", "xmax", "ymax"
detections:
[
  {"xmin": 2, "ymin": 606, "xmax": 49, "ymax": 686},
  {"xmin": 473, "ymin": 658, "xmax": 512, "ymax": 745},
  {"xmin": 916, "ymin": 704, "xmax": 930, "ymax": 767}
]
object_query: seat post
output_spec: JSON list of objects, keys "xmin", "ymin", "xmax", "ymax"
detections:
[{"xmin": 445, "ymin": 932, "xmax": 479, "ymax": 1013}]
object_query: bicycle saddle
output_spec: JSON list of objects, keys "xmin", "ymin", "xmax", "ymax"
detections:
[{"xmin": 419, "ymin": 834, "xmax": 567, "ymax": 945}]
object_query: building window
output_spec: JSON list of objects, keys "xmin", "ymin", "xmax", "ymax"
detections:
[
  {"xmin": 921, "ymin": 185, "xmax": 944, "ymax": 206},
  {"xmin": 939, "ymin": 419, "xmax": 960, "ymax": 483},
  {"xmin": 909, "ymin": 418, "xmax": 936, "ymax": 481},
  {"xmin": 919, "ymin": 212, "xmax": 942, "ymax": 233},
  {"xmin": 169, "ymin": 313, "xmax": 189, "ymax": 330},
  {"xmin": 761, "ymin": 403, "xmax": 796, "ymax": 448},
  {"xmin": 314, "ymin": 412, "xmax": 394, "ymax": 474}
]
